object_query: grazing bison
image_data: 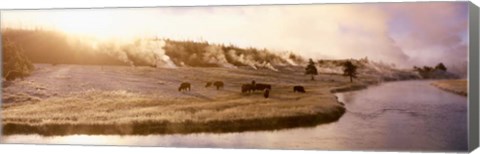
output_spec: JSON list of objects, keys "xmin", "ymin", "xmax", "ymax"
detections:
[
  {"xmin": 241, "ymin": 84, "xmax": 255, "ymax": 93},
  {"xmin": 178, "ymin": 82, "xmax": 191, "ymax": 91},
  {"xmin": 264, "ymin": 89, "xmax": 270, "ymax": 98},
  {"xmin": 213, "ymin": 81, "xmax": 224, "ymax": 90},
  {"xmin": 205, "ymin": 82, "xmax": 212, "ymax": 88},
  {"xmin": 254, "ymin": 83, "xmax": 272, "ymax": 91},
  {"xmin": 293, "ymin": 86, "xmax": 306, "ymax": 93}
]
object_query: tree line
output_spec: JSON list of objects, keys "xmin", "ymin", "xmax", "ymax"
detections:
[{"xmin": 305, "ymin": 58, "xmax": 357, "ymax": 82}]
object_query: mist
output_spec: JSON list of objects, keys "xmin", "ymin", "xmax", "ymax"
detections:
[{"xmin": 0, "ymin": 2, "xmax": 468, "ymax": 75}]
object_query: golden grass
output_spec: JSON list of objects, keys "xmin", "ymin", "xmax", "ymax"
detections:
[
  {"xmin": 2, "ymin": 65, "xmax": 358, "ymax": 135},
  {"xmin": 431, "ymin": 79, "xmax": 467, "ymax": 96}
]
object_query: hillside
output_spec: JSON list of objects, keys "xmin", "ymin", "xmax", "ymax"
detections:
[
  {"xmin": 2, "ymin": 28, "xmax": 462, "ymax": 83},
  {"xmin": 1, "ymin": 29, "xmax": 304, "ymax": 69},
  {"xmin": 3, "ymin": 28, "xmax": 453, "ymax": 82},
  {"xmin": 316, "ymin": 58, "xmax": 419, "ymax": 82}
]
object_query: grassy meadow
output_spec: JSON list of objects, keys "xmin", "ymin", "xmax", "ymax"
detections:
[{"xmin": 1, "ymin": 64, "xmax": 362, "ymax": 135}]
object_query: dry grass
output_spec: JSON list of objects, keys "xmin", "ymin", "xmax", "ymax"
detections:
[
  {"xmin": 3, "ymin": 89, "xmax": 342, "ymax": 124},
  {"xmin": 2, "ymin": 64, "xmax": 359, "ymax": 135},
  {"xmin": 431, "ymin": 79, "xmax": 467, "ymax": 96}
]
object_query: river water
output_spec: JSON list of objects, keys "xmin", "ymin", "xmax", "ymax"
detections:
[{"xmin": 1, "ymin": 81, "xmax": 468, "ymax": 152}]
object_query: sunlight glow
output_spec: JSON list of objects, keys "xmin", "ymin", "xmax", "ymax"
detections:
[
  {"xmin": 1, "ymin": 9, "xmax": 153, "ymax": 42},
  {"xmin": 51, "ymin": 11, "xmax": 114, "ymax": 38}
]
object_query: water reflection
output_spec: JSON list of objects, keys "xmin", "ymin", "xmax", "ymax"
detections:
[{"xmin": 1, "ymin": 81, "xmax": 468, "ymax": 151}]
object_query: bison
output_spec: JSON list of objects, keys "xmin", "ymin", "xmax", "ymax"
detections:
[
  {"xmin": 206, "ymin": 81, "xmax": 224, "ymax": 90},
  {"xmin": 178, "ymin": 82, "xmax": 191, "ymax": 91},
  {"xmin": 293, "ymin": 86, "xmax": 306, "ymax": 93},
  {"xmin": 264, "ymin": 89, "xmax": 270, "ymax": 98},
  {"xmin": 213, "ymin": 81, "xmax": 224, "ymax": 90},
  {"xmin": 205, "ymin": 82, "xmax": 212, "ymax": 88},
  {"xmin": 241, "ymin": 84, "xmax": 255, "ymax": 93},
  {"xmin": 254, "ymin": 83, "xmax": 272, "ymax": 91}
]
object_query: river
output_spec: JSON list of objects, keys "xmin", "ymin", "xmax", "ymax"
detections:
[{"xmin": 1, "ymin": 80, "xmax": 468, "ymax": 152}]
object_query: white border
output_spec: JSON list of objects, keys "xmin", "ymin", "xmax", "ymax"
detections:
[
  {"xmin": 0, "ymin": 0, "xmax": 478, "ymax": 154},
  {"xmin": 0, "ymin": 0, "xmax": 468, "ymax": 9}
]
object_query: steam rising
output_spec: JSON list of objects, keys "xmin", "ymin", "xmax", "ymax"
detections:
[
  {"xmin": 94, "ymin": 38, "xmax": 303, "ymax": 71},
  {"xmin": 136, "ymin": 39, "xmax": 176, "ymax": 68},
  {"xmin": 203, "ymin": 45, "xmax": 236, "ymax": 68},
  {"xmin": 98, "ymin": 39, "xmax": 176, "ymax": 68}
]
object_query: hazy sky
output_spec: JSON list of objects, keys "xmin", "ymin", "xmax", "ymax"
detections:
[{"xmin": 0, "ymin": 2, "xmax": 469, "ymax": 68}]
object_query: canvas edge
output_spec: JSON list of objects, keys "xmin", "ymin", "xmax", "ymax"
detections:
[
  {"xmin": 0, "ymin": 1, "xmax": 469, "ymax": 12},
  {"xmin": 468, "ymin": 1, "xmax": 479, "ymax": 152}
]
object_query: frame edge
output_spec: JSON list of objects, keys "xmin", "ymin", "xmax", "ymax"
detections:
[{"xmin": 469, "ymin": 1, "xmax": 479, "ymax": 152}]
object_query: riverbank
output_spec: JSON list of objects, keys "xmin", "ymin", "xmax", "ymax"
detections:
[
  {"xmin": 2, "ymin": 89, "xmax": 346, "ymax": 136},
  {"xmin": 431, "ymin": 80, "xmax": 467, "ymax": 96},
  {"xmin": 2, "ymin": 64, "xmax": 354, "ymax": 136}
]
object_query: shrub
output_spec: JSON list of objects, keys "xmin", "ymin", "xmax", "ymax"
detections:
[{"xmin": 2, "ymin": 39, "xmax": 34, "ymax": 81}]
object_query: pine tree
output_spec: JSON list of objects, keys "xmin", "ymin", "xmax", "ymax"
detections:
[
  {"xmin": 305, "ymin": 59, "xmax": 318, "ymax": 80},
  {"xmin": 343, "ymin": 60, "xmax": 357, "ymax": 83}
]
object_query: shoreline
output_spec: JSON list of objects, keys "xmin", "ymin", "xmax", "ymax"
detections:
[
  {"xmin": 2, "ymin": 106, "xmax": 346, "ymax": 136},
  {"xmin": 2, "ymin": 94, "xmax": 347, "ymax": 136},
  {"xmin": 430, "ymin": 79, "xmax": 467, "ymax": 96}
]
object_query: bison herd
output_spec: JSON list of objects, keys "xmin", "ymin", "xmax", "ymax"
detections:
[
  {"xmin": 205, "ymin": 81, "xmax": 224, "ymax": 90},
  {"xmin": 179, "ymin": 80, "xmax": 306, "ymax": 98}
]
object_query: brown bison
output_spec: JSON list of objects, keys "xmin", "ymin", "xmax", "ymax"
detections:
[
  {"xmin": 205, "ymin": 82, "xmax": 212, "ymax": 88},
  {"xmin": 213, "ymin": 81, "xmax": 224, "ymax": 90},
  {"xmin": 293, "ymin": 86, "xmax": 306, "ymax": 93},
  {"xmin": 241, "ymin": 84, "xmax": 255, "ymax": 93},
  {"xmin": 178, "ymin": 82, "xmax": 191, "ymax": 91},
  {"xmin": 254, "ymin": 83, "xmax": 272, "ymax": 91},
  {"xmin": 264, "ymin": 89, "xmax": 270, "ymax": 98},
  {"xmin": 206, "ymin": 81, "xmax": 224, "ymax": 90}
]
